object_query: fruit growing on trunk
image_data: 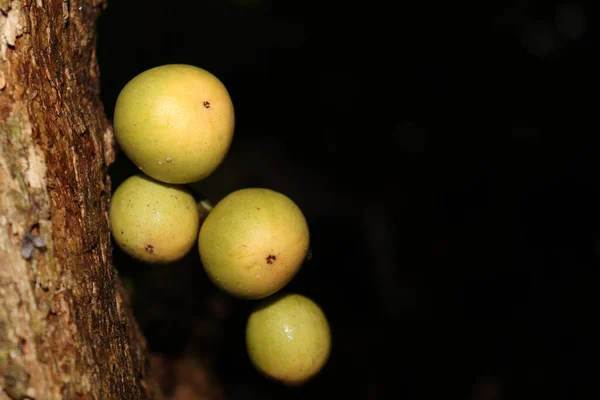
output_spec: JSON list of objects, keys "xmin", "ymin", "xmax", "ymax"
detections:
[
  {"xmin": 113, "ymin": 64, "xmax": 235, "ymax": 184},
  {"xmin": 198, "ymin": 188, "xmax": 309, "ymax": 299},
  {"xmin": 246, "ymin": 293, "xmax": 331, "ymax": 386},
  {"xmin": 110, "ymin": 174, "xmax": 200, "ymax": 263}
]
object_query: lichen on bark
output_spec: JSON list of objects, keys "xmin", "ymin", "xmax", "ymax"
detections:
[{"xmin": 0, "ymin": 1, "xmax": 161, "ymax": 398}]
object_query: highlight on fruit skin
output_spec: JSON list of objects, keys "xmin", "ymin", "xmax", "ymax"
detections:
[
  {"xmin": 245, "ymin": 293, "xmax": 331, "ymax": 386},
  {"xmin": 109, "ymin": 173, "xmax": 200, "ymax": 264},
  {"xmin": 113, "ymin": 64, "xmax": 235, "ymax": 184},
  {"xmin": 197, "ymin": 188, "xmax": 310, "ymax": 300}
]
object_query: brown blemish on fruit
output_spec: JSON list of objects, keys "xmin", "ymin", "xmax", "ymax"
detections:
[
  {"xmin": 158, "ymin": 157, "xmax": 174, "ymax": 165},
  {"xmin": 145, "ymin": 244, "xmax": 154, "ymax": 254},
  {"xmin": 256, "ymin": 207, "xmax": 260, "ymax": 211},
  {"xmin": 266, "ymin": 254, "xmax": 277, "ymax": 264},
  {"xmin": 203, "ymin": 101, "xmax": 210, "ymax": 108}
]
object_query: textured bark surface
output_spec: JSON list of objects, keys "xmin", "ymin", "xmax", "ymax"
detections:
[{"xmin": 0, "ymin": 1, "xmax": 162, "ymax": 398}]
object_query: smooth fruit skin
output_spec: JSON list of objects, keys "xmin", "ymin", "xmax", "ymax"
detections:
[
  {"xmin": 113, "ymin": 64, "xmax": 235, "ymax": 184},
  {"xmin": 110, "ymin": 174, "xmax": 200, "ymax": 263},
  {"xmin": 246, "ymin": 293, "xmax": 331, "ymax": 386},
  {"xmin": 198, "ymin": 188, "xmax": 309, "ymax": 299}
]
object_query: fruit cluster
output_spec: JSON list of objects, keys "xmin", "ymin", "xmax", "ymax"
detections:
[{"xmin": 109, "ymin": 64, "xmax": 331, "ymax": 386}]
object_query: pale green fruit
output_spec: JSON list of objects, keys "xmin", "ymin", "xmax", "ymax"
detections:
[
  {"xmin": 113, "ymin": 64, "xmax": 235, "ymax": 184},
  {"xmin": 246, "ymin": 293, "xmax": 331, "ymax": 386},
  {"xmin": 198, "ymin": 188, "xmax": 309, "ymax": 299},
  {"xmin": 110, "ymin": 174, "xmax": 200, "ymax": 263}
]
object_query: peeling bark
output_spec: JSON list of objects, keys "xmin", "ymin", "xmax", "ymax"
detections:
[{"xmin": 0, "ymin": 1, "xmax": 162, "ymax": 398}]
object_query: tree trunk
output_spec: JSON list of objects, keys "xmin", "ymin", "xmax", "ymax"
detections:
[{"xmin": 0, "ymin": 1, "xmax": 162, "ymax": 398}]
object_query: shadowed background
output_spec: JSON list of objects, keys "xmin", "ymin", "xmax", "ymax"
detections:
[{"xmin": 97, "ymin": 1, "xmax": 595, "ymax": 398}]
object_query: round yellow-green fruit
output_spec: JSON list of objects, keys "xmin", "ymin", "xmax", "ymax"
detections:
[
  {"xmin": 113, "ymin": 64, "xmax": 235, "ymax": 184},
  {"xmin": 246, "ymin": 293, "xmax": 331, "ymax": 386},
  {"xmin": 198, "ymin": 188, "xmax": 310, "ymax": 299},
  {"xmin": 110, "ymin": 174, "xmax": 200, "ymax": 263}
]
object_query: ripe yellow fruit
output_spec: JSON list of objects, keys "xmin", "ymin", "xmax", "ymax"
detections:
[
  {"xmin": 198, "ymin": 188, "xmax": 309, "ymax": 299},
  {"xmin": 246, "ymin": 293, "xmax": 331, "ymax": 386},
  {"xmin": 110, "ymin": 174, "xmax": 200, "ymax": 263},
  {"xmin": 113, "ymin": 64, "xmax": 235, "ymax": 184}
]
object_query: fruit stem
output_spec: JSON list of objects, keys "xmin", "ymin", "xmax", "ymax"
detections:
[{"xmin": 197, "ymin": 199, "xmax": 213, "ymax": 223}]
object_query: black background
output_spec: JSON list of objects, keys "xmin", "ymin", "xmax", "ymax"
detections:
[{"xmin": 97, "ymin": 1, "xmax": 595, "ymax": 398}]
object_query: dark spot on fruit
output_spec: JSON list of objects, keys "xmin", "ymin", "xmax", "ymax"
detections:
[
  {"xmin": 145, "ymin": 244, "xmax": 154, "ymax": 254},
  {"xmin": 203, "ymin": 101, "xmax": 210, "ymax": 108},
  {"xmin": 257, "ymin": 207, "xmax": 260, "ymax": 211},
  {"xmin": 266, "ymin": 254, "xmax": 276, "ymax": 264}
]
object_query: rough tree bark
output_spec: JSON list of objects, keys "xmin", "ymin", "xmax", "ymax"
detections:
[{"xmin": 0, "ymin": 1, "xmax": 162, "ymax": 398}]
